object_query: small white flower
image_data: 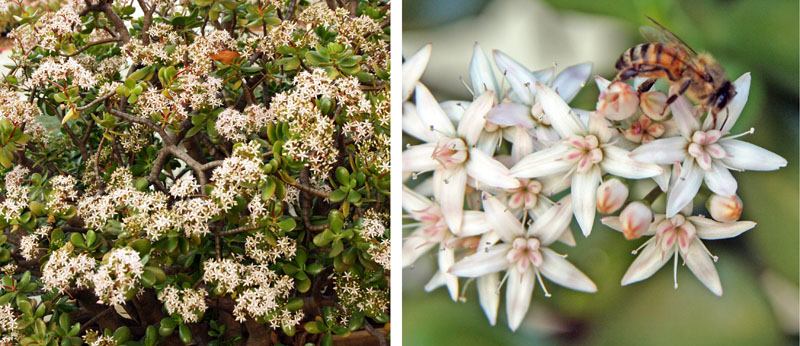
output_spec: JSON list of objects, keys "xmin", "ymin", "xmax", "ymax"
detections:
[{"xmin": 402, "ymin": 44, "xmax": 432, "ymax": 101}]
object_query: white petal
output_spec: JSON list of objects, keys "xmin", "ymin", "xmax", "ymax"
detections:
[
  {"xmin": 402, "ymin": 185, "xmax": 434, "ymax": 214},
  {"xmin": 670, "ymin": 94, "xmax": 700, "ymax": 139},
  {"xmin": 666, "ymin": 158, "xmax": 703, "ymax": 217},
  {"xmin": 594, "ymin": 75, "xmax": 611, "ymax": 91},
  {"xmin": 470, "ymin": 43, "xmax": 500, "ymax": 101},
  {"xmin": 476, "ymin": 130, "xmax": 502, "ymax": 156},
  {"xmin": 600, "ymin": 216, "xmax": 622, "ymax": 233},
  {"xmin": 477, "ymin": 273, "xmax": 501, "ymax": 326},
  {"xmin": 557, "ymin": 227, "xmax": 576, "ymax": 247},
  {"xmin": 402, "ymin": 102, "xmax": 437, "ymax": 142},
  {"xmin": 458, "ymin": 92, "xmax": 493, "ymax": 146},
  {"xmin": 528, "ymin": 195, "xmax": 573, "ymax": 245},
  {"xmin": 510, "ymin": 144, "xmax": 573, "ymax": 178},
  {"xmin": 540, "ymin": 248, "xmax": 597, "ymax": 292},
  {"xmin": 510, "ymin": 127, "xmax": 534, "ymax": 162},
  {"xmin": 652, "ymin": 165, "xmax": 672, "ymax": 192},
  {"xmin": 424, "ymin": 270, "xmax": 446, "ymax": 292},
  {"xmin": 493, "ymin": 50, "xmax": 538, "ymax": 105},
  {"xmin": 704, "ymin": 162, "xmax": 737, "ymax": 196},
  {"xmin": 402, "ymin": 143, "xmax": 439, "ymax": 172},
  {"xmin": 506, "ymin": 266, "xmax": 535, "ymax": 331},
  {"xmin": 415, "ymin": 83, "xmax": 457, "ymax": 138},
  {"xmin": 466, "ymin": 148, "xmax": 521, "ymax": 189},
  {"xmin": 720, "ymin": 139, "xmax": 787, "ymax": 171},
  {"xmin": 402, "ymin": 229, "xmax": 435, "ymax": 267},
  {"xmin": 721, "ymin": 73, "xmax": 751, "ymax": 132},
  {"xmin": 552, "ymin": 63, "xmax": 592, "ymax": 103},
  {"xmin": 449, "ymin": 244, "xmax": 511, "ymax": 277},
  {"xmin": 482, "ymin": 192, "xmax": 524, "ymax": 242},
  {"xmin": 438, "ymin": 244, "xmax": 459, "ymax": 301},
  {"xmin": 690, "ymin": 217, "xmax": 756, "ymax": 239},
  {"xmin": 460, "ymin": 211, "xmax": 490, "ymax": 237},
  {"xmin": 487, "ymin": 103, "xmax": 535, "ymax": 128},
  {"xmin": 588, "ymin": 112, "xmax": 615, "ymax": 144},
  {"xmin": 621, "ymin": 240, "xmax": 672, "ymax": 286},
  {"xmin": 629, "ymin": 137, "xmax": 690, "ymax": 164},
  {"xmin": 434, "ymin": 167, "xmax": 467, "ymax": 233},
  {"xmin": 572, "ymin": 166, "xmax": 601, "ymax": 237},
  {"xmin": 683, "ymin": 239, "xmax": 723, "ymax": 296},
  {"xmin": 601, "ymin": 146, "xmax": 664, "ymax": 179},
  {"xmin": 535, "ymin": 82, "xmax": 586, "ymax": 138},
  {"xmin": 533, "ymin": 67, "xmax": 555, "ymax": 84},
  {"xmin": 402, "ymin": 44, "xmax": 432, "ymax": 101},
  {"xmin": 439, "ymin": 100, "xmax": 469, "ymax": 124}
]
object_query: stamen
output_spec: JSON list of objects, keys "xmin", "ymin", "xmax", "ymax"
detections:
[
  {"xmin": 534, "ymin": 269, "xmax": 551, "ymax": 297},
  {"xmin": 696, "ymin": 239, "xmax": 719, "ymax": 262},
  {"xmin": 632, "ymin": 236, "xmax": 656, "ymax": 255},
  {"xmin": 497, "ymin": 270, "xmax": 511, "ymax": 295},
  {"xmin": 721, "ymin": 127, "xmax": 755, "ymax": 141},
  {"xmin": 673, "ymin": 250, "xmax": 679, "ymax": 290},
  {"xmin": 459, "ymin": 76, "xmax": 476, "ymax": 98},
  {"xmin": 459, "ymin": 277, "xmax": 475, "ymax": 303}
]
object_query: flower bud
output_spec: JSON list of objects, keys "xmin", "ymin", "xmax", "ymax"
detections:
[
  {"xmin": 640, "ymin": 91, "xmax": 671, "ymax": 121},
  {"xmin": 596, "ymin": 82, "xmax": 639, "ymax": 121},
  {"xmin": 619, "ymin": 201, "xmax": 653, "ymax": 240},
  {"xmin": 596, "ymin": 178, "xmax": 628, "ymax": 214},
  {"xmin": 707, "ymin": 194, "xmax": 743, "ymax": 222}
]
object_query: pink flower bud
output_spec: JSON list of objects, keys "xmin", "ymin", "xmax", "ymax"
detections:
[
  {"xmin": 640, "ymin": 91, "xmax": 671, "ymax": 121},
  {"xmin": 707, "ymin": 194, "xmax": 743, "ymax": 222},
  {"xmin": 619, "ymin": 201, "xmax": 653, "ymax": 240},
  {"xmin": 596, "ymin": 178, "xmax": 628, "ymax": 214},
  {"xmin": 596, "ymin": 82, "xmax": 639, "ymax": 121}
]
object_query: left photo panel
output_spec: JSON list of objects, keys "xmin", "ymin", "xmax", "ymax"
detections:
[{"xmin": 0, "ymin": 0, "xmax": 390, "ymax": 345}]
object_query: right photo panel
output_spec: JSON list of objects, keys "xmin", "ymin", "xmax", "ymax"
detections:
[{"xmin": 401, "ymin": 0, "xmax": 798, "ymax": 344}]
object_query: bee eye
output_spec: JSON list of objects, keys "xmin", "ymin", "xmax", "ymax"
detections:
[{"xmin": 716, "ymin": 94, "xmax": 728, "ymax": 108}]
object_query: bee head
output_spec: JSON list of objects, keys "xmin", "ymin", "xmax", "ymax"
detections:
[{"xmin": 711, "ymin": 81, "xmax": 736, "ymax": 113}]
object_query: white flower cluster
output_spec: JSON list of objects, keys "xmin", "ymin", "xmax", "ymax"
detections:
[
  {"xmin": 210, "ymin": 141, "xmax": 265, "ymax": 211},
  {"xmin": 172, "ymin": 197, "xmax": 220, "ymax": 238},
  {"xmin": 245, "ymin": 232, "xmax": 296, "ymax": 265},
  {"xmin": 41, "ymin": 243, "xmax": 96, "ymax": 293},
  {"xmin": 188, "ymin": 30, "xmax": 236, "ymax": 74},
  {"xmin": 402, "ymin": 44, "xmax": 787, "ymax": 331},
  {"xmin": 0, "ymin": 303, "xmax": 17, "ymax": 340},
  {"xmin": 368, "ymin": 238, "xmax": 390, "ymax": 271},
  {"xmin": 170, "ymin": 174, "xmax": 200, "ymax": 198},
  {"xmin": 1, "ymin": 166, "xmax": 29, "ymax": 222},
  {"xmin": 333, "ymin": 271, "xmax": 388, "ymax": 317},
  {"xmin": 28, "ymin": 57, "xmax": 97, "ymax": 89},
  {"xmin": 359, "ymin": 208, "xmax": 387, "ymax": 240},
  {"xmin": 158, "ymin": 285, "xmax": 208, "ymax": 323},
  {"xmin": 0, "ymin": 87, "xmax": 37, "ymax": 126},
  {"xmin": 37, "ymin": 6, "xmax": 82, "ymax": 51},
  {"xmin": 91, "ymin": 248, "xmax": 144, "ymax": 306},
  {"xmin": 48, "ymin": 175, "xmax": 78, "ymax": 214}
]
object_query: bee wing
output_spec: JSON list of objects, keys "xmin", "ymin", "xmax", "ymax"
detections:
[{"xmin": 640, "ymin": 16, "xmax": 698, "ymax": 57}]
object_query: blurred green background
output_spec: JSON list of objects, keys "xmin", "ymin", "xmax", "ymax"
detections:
[{"xmin": 402, "ymin": 0, "xmax": 799, "ymax": 345}]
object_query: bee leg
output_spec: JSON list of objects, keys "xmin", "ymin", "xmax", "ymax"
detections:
[
  {"xmin": 661, "ymin": 79, "xmax": 692, "ymax": 115},
  {"xmin": 637, "ymin": 78, "xmax": 657, "ymax": 94}
]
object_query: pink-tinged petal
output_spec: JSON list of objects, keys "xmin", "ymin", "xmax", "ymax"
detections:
[
  {"xmin": 670, "ymin": 94, "xmax": 700, "ymax": 139},
  {"xmin": 621, "ymin": 240, "xmax": 672, "ymax": 286},
  {"xmin": 402, "ymin": 143, "xmax": 439, "ymax": 172},
  {"xmin": 683, "ymin": 239, "xmax": 723, "ymax": 296},
  {"xmin": 423, "ymin": 270, "xmax": 446, "ymax": 291},
  {"xmin": 434, "ymin": 167, "xmax": 467, "ymax": 233},
  {"xmin": 477, "ymin": 272, "xmax": 501, "ymax": 326},
  {"xmin": 510, "ymin": 127, "xmax": 534, "ymax": 163},
  {"xmin": 601, "ymin": 146, "xmax": 664, "ymax": 179},
  {"xmin": 594, "ymin": 75, "xmax": 611, "ymax": 91},
  {"xmin": 652, "ymin": 165, "xmax": 671, "ymax": 192},
  {"xmin": 572, "ymin": 166, "xmax": 602, "ymax": 237},
  {"xmin": 506, "ymin": 266, "xmax": 536, "ymax": 331},
  {"xmin": 704, "ymin": 162, "xmax": 737, "ymax": 197},
  {"xmin": 717, "ymin": 73, "xmax": 750, "ymax": 132},
  {"xmin": 629, "ymin": 136, "xmax": 689, "ymax": 164},
  {"xmin": 482, "ymin": 192, "xmax": 524, "ymax": 242},
  {"xmin": 470, "ymin": 43, "xmax": 500, "ymax": 100},
  {"xmin": 402, "ymin": 229, "xmax": 435, "ymax": 267},
  {"xmin": 510, "ymin": 144, "xmax": 573, "ymax": 178},
  {"xmin": 439, "ymin": 100, "xmax": 469, "ymax": 123},
  {"xmin": 535, "ymin": 82, "xmax": 586, "ymax": 138},
  {"xmin": 466, "ymin": 148, "xmax": 521, "ymax": 189},
  {"xmin": 719, "ymin": 139, "xmax": 787, "ymax": 171},
  {"xmin": 449, "ymin": 244, "xmax": 511, "ymax": 277},
  {"xmin": 601, "ymin": 216, "xmax": 622, "ymax": 232},
  {"xmin": 540, "ymin": 248, "xmax": 597, "ymax": 292},
  {"xmin": 690, "ymin": 216, "xmax": 756, "ymax": 240},
  {"xmin": 557, "ymin": 227, "xmax": 576, "ymax": 246},
  {"xmin": 666, "ymin": 158, "xmax": 703, "ymax": 217},
  {"xmin": 493, "ymin": 50, "xmax": 538, "ymax": 105},
  {"xmin": 528, "ymin": 195, "xmax": 573, "ymax": 245},
  {"xmin": 476, "ymin": 130, "xmax": 502, "ymax": 156},
  {"xmin": 552, "ymin": 63, "xmax": 592, "ymax": 103},
  {"xmin": 402, "ymin": 102, "xmax": 436, "ymax": 142},
  {"xmin": 402, "ymin": 44, "xmax": 432, "ymax": 101},
  {"xmin": 415, "ymin": 83, "xmax": 457, "ymax": 138},
  {"xmin": 438, "ymin": 244, "xmax": 459, "ymax": 301},
  {"xmin": 458, "ymin": 92, "xmax": 494, "ymax": 146},
  {"xmin": 402, "ymin": 186, "xmax": 434, "ymax": 214},
  {"xmin": 478, "ymin": 231, "xmax": 501, "ymax": 253},
  {"xmin": 460, "ymin": 211, "xmax": 490, "ymax": 237},
  {"xmin": 589, "ymin": 112, "xmax": 616, "ymax": 144},
  {"xmin": 487, "ymin": 103, "xmax": 535, "ymax": 128}
]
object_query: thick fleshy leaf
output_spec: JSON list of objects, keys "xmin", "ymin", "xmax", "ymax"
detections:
[
  {"xmin": 449, "ymin": 244, "xmax": 511, "ymax": 277},
  {"xmin": 510, "ymin": 144, "xmax": 572, "ymax": 178},
  {"xmin": 670, "ymin": 94, "xmax": 700, "ymax": 139},
  {"xmin": 477, "ymin": 272, "xmax": 501, "ymax": 326},
  {"xmin": 403, "ymin": 102, "xmax": 437, "ymax": 142},
  {"xmin": 572, "ymin": 166, "xmax": 601, "ymax": 237},
  {"xmin": 630, "ymin": 137, "xmax": 689, "ymax": 164},
  {"xmin": 470, "ymin": 43, "xmax": 500, "ymax": 101},
  {"xmin": 487, "ymin": 103, "xmax": 535, "ymax": 128},
  {"xmin": 482, "ymin": 192, "xmax": 523, "ymax": 242},
  {"xmin": 402, "ymin": 229, "xmax": 436, "ymax": 267},
  {"xmin": 465, "ymin": 148, "xmax": 520, "ymax": 189},
  {"xmin": 720, "ymin": 139, "xmax": 787, "ymax": 171},
  {"xmin": 458, "ymin": 92, "xmax": 493, "ymax": 146},
  {"xmin": 506, "ymin": 266, "xmax": 535, "ymax": 332},
  {"xmin": 439, "ymin": 244, "xmax": 459, "ymax": 301},
  {"xmin": 403, "ymin": 44, "xmax": 431, "ymax": 101},
  {"xmin": 415, "ymin": 83, "xmax": 457, "ymax": 138},
  {"xmin": 535, "ymin": 82, "xmax": 585, "ymax": 138},
  {"xmin": 552, "ymin": 63, "xmax": 592, "ymax": 103},
  {"xmin": 434, "ymin": 167, "xmax": 467, "ymax": 233},
  {"xmin": 493, "ymin": 50, "xmax": 538, "ymax": 105},
  {"xmin": 402, "ymin": 143, "xmax": 439, "ymax": 173},
  {"xmin": 402, "ymin": 186, "xmax": 434, "ymax": 214},
  {"xmin": 601, "ymin": 146, "xmax": 663, "ymax": 179},
  {"xmin": 666, "ymin": 158, "xmax": 703, "ymax": 217},
  {"xmin": 704, "ymin": 162, "xmax": 737, "ymax": 197},
  {"xmin": 528, "ymin": 195, "xmax": 572, "ymax": 245},
  {"xmin": 690, "ymin": 217, "xmax": 756, "ymax": 240},
  {"xmin": 621, "ymin": 241, "xmax": 672, "ymax": 286},
  {"xmin": 460, "ymin": 211, "xmax": 490, "ymax": 237},
  {"xmin": 683, "ymin": 239, "xmax": 723, "ymax": 296},
  {"xmin": 539, "ymin": 248, "xmax": 597, "ymax": 292}
]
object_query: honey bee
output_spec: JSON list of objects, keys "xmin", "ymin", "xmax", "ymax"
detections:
[{"xmin": 614, "ymin": 16, "xmax": 735, "ymax": 128}]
